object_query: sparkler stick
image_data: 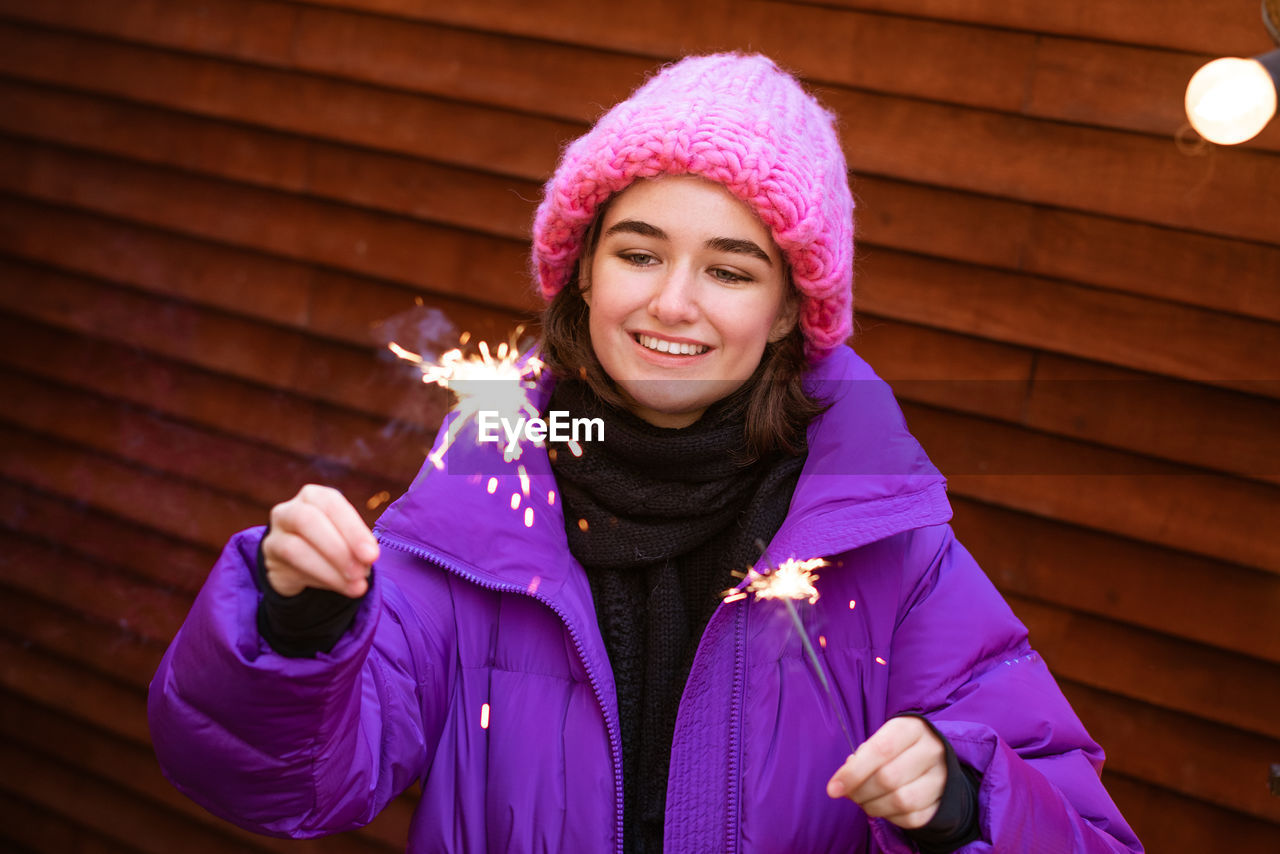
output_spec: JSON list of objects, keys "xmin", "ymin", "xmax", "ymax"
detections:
[{"xmin": 726, "ymin": 544, "xmax": 859, "ymax": 755}]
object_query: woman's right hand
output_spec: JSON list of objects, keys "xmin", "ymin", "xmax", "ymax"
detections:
[{"xmin": 262, "ymin": 484, "xmax": 380, "ymax": 598}]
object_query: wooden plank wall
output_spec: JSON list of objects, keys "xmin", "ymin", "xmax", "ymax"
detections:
[{"xmin": 0, "ymin": 0, "xmax": 1276, "ymax": 850}]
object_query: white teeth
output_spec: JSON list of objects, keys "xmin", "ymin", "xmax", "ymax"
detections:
[{"xmin": 638, "ymin": 334, "xmax": 707, "ymax": 356}]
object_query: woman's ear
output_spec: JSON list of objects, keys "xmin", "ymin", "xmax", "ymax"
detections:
[
  {"xmin": 578, "ymin": 252, "xmax": 593, "ymax": 307},
  {"xmin": 769, "ymin": 291, "xmax": 800, "ymax": 342}
]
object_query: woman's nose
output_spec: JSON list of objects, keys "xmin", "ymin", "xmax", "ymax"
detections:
[{"xmin": 647, "ymin": 266, "xmax": 700, "ymax": 326}]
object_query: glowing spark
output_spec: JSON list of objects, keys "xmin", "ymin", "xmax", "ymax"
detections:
[
  {"xmin": 517, "ymin": 465, "xmax": 530, "ymax": 497},
  {"xmin": 875, "ymin": 656, "xmax": 887, "ymax": 666},
  {"xmin": 848, "ymin": 599, "xmax": 856, "ymax": 610},
  {"xmin": 387, "ymin": 341, "xmax": 423, "ymax": 364},
  {"xmin": 818, "ymin": 634, "xmax": 828, "ymax": 649},
  {"xmin": 486, "ymin": 477, "xmax": 498, "ymax": 494},
  {"xmin": 388, "ymin": 327, "xmax": 544, "ymax": 468},
  {"xmin": 577, "ymin": 518, "xmax": 589, "ymax": 532},
  {"xmin": 734, "ymin": 557, "xmax": 828, "ymax": 606},
  {"xmin": 547, "ymin": 490, "xmax": 556, "ymax": 506},
  {"xmin": 524, "ymin": 507, "xmax": 534, "ymax": 528},
  {"xmin": 480, "ymin": 703, "xmax": 490, "ymax": 729},
  {"xmin": 510, "ymin": 493, "xmax": 521, "ymax": 510},
  {"xmin": 527, "ymin": 575, "xmax": 541, "ymax": 594},
  {"xmin": 567, "ymin": 439, "xmax": 584, "ymax": 458},
  {"xmin": 459, "ymin": 331, "xmax": 471, "ymax": 345},
  {"xmin": 365, "ymin": 490, "xmax": 391, "ymax": 510}
]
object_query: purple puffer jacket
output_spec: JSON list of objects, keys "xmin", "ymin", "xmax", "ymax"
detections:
[{"xmin": 148, "ymin": 347, "xmax": 1142, "ymax": 853}]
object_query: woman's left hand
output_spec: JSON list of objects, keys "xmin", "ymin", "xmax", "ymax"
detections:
[{"xmin": 825, "ymin": 716, "xmax": 946, "ymax": 829}]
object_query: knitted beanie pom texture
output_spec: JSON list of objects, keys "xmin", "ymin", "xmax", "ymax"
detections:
[{"xmin": 531, "ymin": 53, "xmax": 855, "ymax": 361}]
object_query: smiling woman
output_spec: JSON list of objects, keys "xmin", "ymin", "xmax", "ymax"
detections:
[{"xmin": 148, "ymin": 52, "xmax": 1142, "ymax": 854}]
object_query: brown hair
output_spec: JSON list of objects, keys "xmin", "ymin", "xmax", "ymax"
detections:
[{"xmin": 538, "ymin": 215, "xmax": 827, "ymax": 462}]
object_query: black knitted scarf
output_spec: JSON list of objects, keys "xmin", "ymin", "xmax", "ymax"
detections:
[{"xmin": 547, "ymin": 379, "xmax": 805, "ymax": 854}]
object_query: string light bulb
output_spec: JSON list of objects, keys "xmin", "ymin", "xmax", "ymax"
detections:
[{"xmin": 1184, "ymin": 52, "xmax": 1279, "ymax": 145}]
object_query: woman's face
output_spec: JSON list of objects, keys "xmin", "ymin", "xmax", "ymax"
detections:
[{"xmin": 583, "ymin": 175, "xmax": 795, "ymax": 428}]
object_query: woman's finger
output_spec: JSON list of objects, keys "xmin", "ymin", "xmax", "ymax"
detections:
[
  {"xmin": 298, "ymin": 484, "xmax": 380, "ymax": 565},
  {"xmin": 856, "ymin": 759, "xmax": 946, "ymax": 828},
  {"xmin": 263, "ymin": 529, "xmax": 358, "ymax": 596},
  {"xmin": 826, "ymin": 715, "xmax": 922, "ymax": 798}
]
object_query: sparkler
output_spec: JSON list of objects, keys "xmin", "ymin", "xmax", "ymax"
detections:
[
  {"xmin": 389, "ymin": 325, "xmax": 555, "ymax": 528},
  {"xmin": 388, "ymin": 326, "xmax": 544, "ymax": 470},
  {"xmin": 725, "ymin": 547, "xmax": 858, "ymax": 755}
]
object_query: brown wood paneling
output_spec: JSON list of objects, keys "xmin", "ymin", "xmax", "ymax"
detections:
[
  {"xmin": 863, "ymin": 252, "xmax": 1280, "ymax": 394},
  {"xmin": 954, "ymin": 497, "xmax": 1280, "ymax": 664},
  {"xmin": 0, "ymin": 423, "xmax": 262, "ymax": 551},
  {"xmin": 0, "ymin": 789, "xmax": 139, "ymax": 854},
  {"xmin": 0, "ymin": 314, "xmax": 435, "ymax": 484},
  {"xmin": 0, "ymin": 138, "xmax": 537, "ymax": 312},
  {"xmin": 0, "ymin": 78, "xmax": 539, "ymax": 241},
  {"xmin": 1104, "ymin": 772, "xmax": 1280, "ymax": 852},
  {"xmin": 0, "ymin": 19, "xmax": 575, "ymax": 180},
  {"xmin": 0, "ymin": 533, "xmax": 189, "ymax": 645},
  {"xmin": 0, "ymin": 259, "xmax": 433, "ymax": 420},
  {"xmin": 0, "ymin": 478, "xmax": 219, "ymax": 595},
  {"xmin": 904, "ymin": 403, "xmax": 1280, "ymax": 572},
  {"xmin": 776, "ymin": 0, "xmax": 1274, "ymax": 55},
  {"xmin": 1063, "ymin": 680, "xmax": 1280, "ymax": 823},
  {"xmin": 1011, "ymin": 593, "xmax": 1280, "ymax": 739},
  {"xmin": 856, "ymin": 176, "xmax": 1280, "ymax": 323}
]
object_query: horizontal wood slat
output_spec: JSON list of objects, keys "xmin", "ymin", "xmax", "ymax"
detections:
[
  {"xmin": 855, "ymin": 174, "xmax": 1280, "ymax": 323},
  {"xmin": 0, "ymin": 19, "xmax": 577, "ymax": 181},
  {"xmin": 954, "ymin": 498, "xmax": 1280, "ymax": 665},
  {"xmin": 1103, "ymin": 772, "xmax": 1280, "ymax": 852},
  {"xmin": 0, "ymin": 313, "xmax": 434, "ymax": 486},
  {"xmin": 904, "ymin": 403, "xmax": 1280, "ymax": 573},
  {"xmin": 0, "ymin": 78, "xmax": 540, "ymax": 241},
  {"xmin": 1011, "ymin": 593, "xmax": 1280, "ymax": 740},
  {"xmin": 0, "ymin": 478, "xmax": 218, "ymax": 595},
  {"xmin": 0, "ymin": 192, "xmax": 528, "ymax": 348},
  {"xmin": 0, "ymin": 422, "xmax": 262, "ymax": 552},
  {"xmin": 0, "ymin": 137, "xmax": 537, "ymax": 314},
  {"xmin": 1063, "ymin": 680, "xmax": 1280, "ymax": 823},
  {"xmin": 0, "ymin": 258, "xmax": 444, "ymax": 423},
  {"xmin": 0, "ymin": 789, "xmax": 139, "ymax": 854},
  {"xmin": 777, "ymin": 0, "xmax": 1277, "ymax": 55}
]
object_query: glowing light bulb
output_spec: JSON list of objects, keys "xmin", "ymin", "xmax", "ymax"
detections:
[{"xmin": 1184, "ymin": 55, "xmax": 1278, "ymax": 145}]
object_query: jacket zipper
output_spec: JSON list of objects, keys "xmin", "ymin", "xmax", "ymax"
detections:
[{"xmin": 378, "ymin": 533, "xmax": 627, "ymax": 854}]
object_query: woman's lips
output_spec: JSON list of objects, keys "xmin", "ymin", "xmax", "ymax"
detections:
[{"xmin": 634, "ymin": 332, "xmax": 709, "ymax": 356}]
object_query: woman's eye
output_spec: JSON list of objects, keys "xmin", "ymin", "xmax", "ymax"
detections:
[
  {"xmin": 711, "ymin": 268, "xmax": 751, "ymax": 284},
  {"xmin": 620, "ymin": 252, "xmax": 657, "ymax": 267}
]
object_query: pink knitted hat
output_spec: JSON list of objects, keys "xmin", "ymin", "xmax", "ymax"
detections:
[{"xmin": 532, "ymin": 53, "xmax": 854, "ymax": 361}]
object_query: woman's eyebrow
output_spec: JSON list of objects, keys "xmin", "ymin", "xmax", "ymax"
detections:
[
  {"xmin": 705, "ymin": 236, "xmax": 773, "ymax": 265},
  {"xmin": 604, "ymin": 219, "xmax": 666, "ymax": 239},
  {"xmin": 604, "ymin": 220, "xmax": 773, "ymax": 265}
]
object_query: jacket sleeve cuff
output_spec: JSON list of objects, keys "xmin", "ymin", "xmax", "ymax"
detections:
[{"xmin": 254, "ymin": 528, "xmax": 369, "ymax": 658}]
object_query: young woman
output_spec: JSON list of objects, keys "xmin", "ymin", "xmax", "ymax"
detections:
[{"xmin": 149, "ymin": 54, "xmax": 1142, "ymax": 853}]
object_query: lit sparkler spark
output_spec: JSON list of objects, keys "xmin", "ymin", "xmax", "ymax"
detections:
[
  {"xmin": 734, "ymin": 556, "xmax": 826, "ymax": 605},
  {"xmin": 724, "ymin": 550, "xmax": 856, "ymax": 754},
  {"xmin": 388, "ymin": 327, "xmax": 544, "ymax": 469}
]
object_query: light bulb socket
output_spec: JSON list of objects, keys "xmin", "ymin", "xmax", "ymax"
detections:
[{"xmin": 1258, "ymin": 47, "xmax": 1280, "ymax": 83}]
